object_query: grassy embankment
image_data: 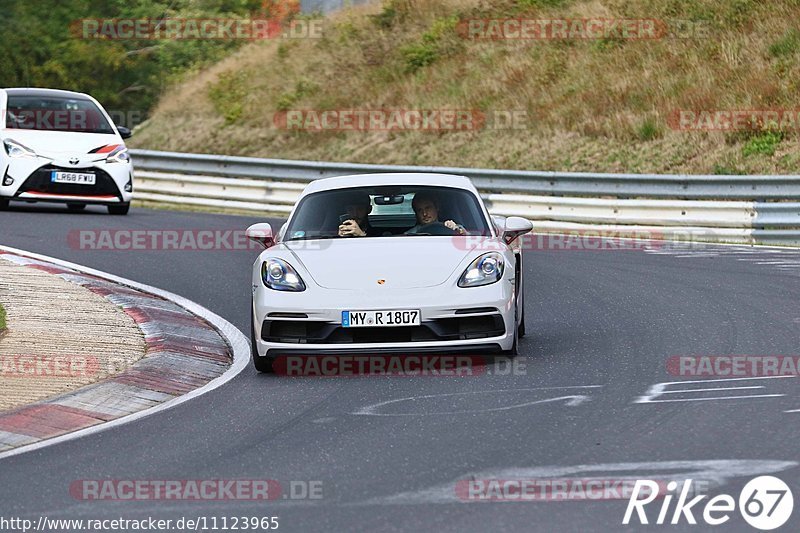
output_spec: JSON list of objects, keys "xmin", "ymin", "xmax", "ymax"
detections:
[{"xmin": 132, "ymin": 0, "xmax": 800, "ymax": 175}]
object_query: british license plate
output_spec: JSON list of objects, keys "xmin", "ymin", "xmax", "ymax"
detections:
[
  {"xmin": 51, "ymin": 171, "xmax": 95, "ymax": 185},
  {"xmin": 342, "ymin": 309, "xmax": 421, "ymax": 328}
]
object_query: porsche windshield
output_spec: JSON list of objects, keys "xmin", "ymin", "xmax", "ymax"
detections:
[{"xmin": 284, "ymin": 186, "xmax": 491, "ymax": 240}]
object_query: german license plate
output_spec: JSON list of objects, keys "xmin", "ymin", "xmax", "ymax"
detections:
[
  {"xmin": 342, "ymin": 310, "xmax": 421, "ymax": 328},
  {"xmin": 51, "ymin": 171, "xmax": 95, "ymax": 185}
]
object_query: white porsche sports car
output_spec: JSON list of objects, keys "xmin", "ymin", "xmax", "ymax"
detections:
[
  {"xmin": 247, "ymin": 173, "xmax": 533, "ymax": 372},
  {"xmin": 0, "ymin": 88, "xmax": 134, "ymax": 214}
]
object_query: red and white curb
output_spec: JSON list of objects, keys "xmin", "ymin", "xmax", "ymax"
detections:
[{"xmin": 0, "ymin": 245, "xmax": 249, "ymax": 460}]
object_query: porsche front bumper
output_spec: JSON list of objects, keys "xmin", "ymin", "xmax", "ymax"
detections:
[{"xmin": 252, "ymin": 280, "xmax": 517, "ymax": 359}]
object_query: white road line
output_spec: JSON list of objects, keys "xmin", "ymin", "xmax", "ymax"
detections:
[
  {"xmin": 642, "ymin": 394, "xmax": 784, "ymax": 403},
  {"xmin": 635, "ymin": 376, "xmax": 795, "ymax": 404},
  {"xmin": 668, "ymin": 376, "xmax": 796, "ymax": 384},
  {"xmin": 0, "ymin": 244, "xmax": 250, "ymax": 461},
  {"xmin": 352, "ymin": 386, "xmax": 603, "ymax": 416},
  {"xmin": 730, "ymin": 256, "xmax": 782, "ymax": 259},
  {"xmin": 660, "ymin": 386, "xmax": 764, "ymax": 394}
]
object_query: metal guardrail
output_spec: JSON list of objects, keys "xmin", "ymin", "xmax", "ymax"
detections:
[{"xmin": 130, "ymin": 149, "xmax": 800, "ymax": 245}]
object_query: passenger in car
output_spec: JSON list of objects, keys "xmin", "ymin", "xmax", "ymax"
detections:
[
  {"xmin": 405, "ymin": 192, "xmax": 467, "ymax": 235},
  {"xmin": 337, "ymin": 193, "xmax": 382, "ymax": 237}
]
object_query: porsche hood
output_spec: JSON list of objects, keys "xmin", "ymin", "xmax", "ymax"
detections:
[{"xmin": 282, "ymin": 237, "xmax": 486, "ymax": 290}]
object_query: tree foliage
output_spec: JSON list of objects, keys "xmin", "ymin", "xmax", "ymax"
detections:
[{"xmin": 0, "ymin": 0, "xmax": 280, "ymax": 122}]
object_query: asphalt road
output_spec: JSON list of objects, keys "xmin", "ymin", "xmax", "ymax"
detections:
[{"xmin": 1, "ymin": 203, "xmax": 800, "ymax": 532}]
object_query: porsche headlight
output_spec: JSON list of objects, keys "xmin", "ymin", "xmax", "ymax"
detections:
[
  {"xmin": 3, "ymin": 139, "xmax": 36, "ymax": 158},
  {"xmin": 261, "ymin": 258, "xmax": 306, "ymax": 292},
  {"xmin": 458, "ymin": 252, "xmax": 504, "ymax": 288}
]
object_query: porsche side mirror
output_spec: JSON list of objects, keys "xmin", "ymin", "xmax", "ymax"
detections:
[
  {"xmin": 116, "ymin": 125, "xmax": 132, "ymax": 139},
  {"xmin": 502, "ymin": 216, "xmax": 533, "ymax": 245},
  {"xmin": 246, "ymin": 223, "xmax": 275, "ymax": 249}
]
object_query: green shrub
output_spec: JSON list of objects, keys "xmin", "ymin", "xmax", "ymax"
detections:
[
  {"xmin": 371, "ymin": 3, "xmax": 398, "ymax": 28},
  {"xmin": 275, "ymin": 93, "xmax": 297, "ymax": 112},
  {"xmin": 713, "ymin": 163, "xmax": 743, "ymax": 175},
  {"xmin": 637, "ymin": 118, "xmax": 662, "ymax": 141},
  {"xmin": 400, "ymin": 42, "xmax": 440, "ymax": 72},
  {"xmin": 723, "ymin": 0, "xmax": 759, "ymax": 26},
  {"xmin": 400, "ymin": 16, "xmax": 460, "ymax": 73},
  {"xmin": 742, "ymin": 131, "xmax": 783, "ymax": 157},
  {"xmin": 768, "ymin": 29, "xmax": 800, "ymax": 58},
  {"xmin": 208, "ymin": 71, "xmax": 248, "ymax": 124},
  {"xmin": 275, "ymin": 79, "xmax": 320, "ymax": 111}
]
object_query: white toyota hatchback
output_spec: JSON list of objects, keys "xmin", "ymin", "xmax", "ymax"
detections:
[
  {"xmin": 0, "ymin": 88, "xmax": 134, "ymax": 214},
  {"xmin": 246, "ymin": 173, "xmax": 533, "ymax": 373}
]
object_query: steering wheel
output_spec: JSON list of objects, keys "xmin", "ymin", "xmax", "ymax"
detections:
[{"xmin": 412, "ymin": 222, "xmax": 457, "ymax": 236}]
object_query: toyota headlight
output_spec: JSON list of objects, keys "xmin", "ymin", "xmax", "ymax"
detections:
[
  {"xmin": 3, "ymin": 139, "xmax": 36, "ymax": 158},
  {"xmin": 458, "ymin": 253, "xmax": 504, "ymax": 288},
  {"xmin": 261, "ymin": 258, "xmax": 306, "ymax": 292},
  {"xmin": 105, "ymin": 145, "xmax": 130, "ymax": 164}
]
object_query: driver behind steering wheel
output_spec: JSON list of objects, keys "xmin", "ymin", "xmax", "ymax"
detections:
[{"xmin": 405, "ymin": 192, "xmax": 467, "ymax": 235}]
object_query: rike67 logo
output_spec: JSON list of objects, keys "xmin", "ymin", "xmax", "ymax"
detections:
[{"xmin": 623, "ymin": 476, "xmax": 793, "ymax": 530}]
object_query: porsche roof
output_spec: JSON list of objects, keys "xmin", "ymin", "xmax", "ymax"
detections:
[{"xmin": 303, "ymin": 173, "xmax": 477, "ymax": 195}]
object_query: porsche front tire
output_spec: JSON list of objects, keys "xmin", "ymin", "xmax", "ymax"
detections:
[
  {"xmin": 251, "ymin": 307, "xmax": 274, "ymax": 373},
  {"xmin": 503, "ymin": 303, "xmax": 519, "ymax": 356}
]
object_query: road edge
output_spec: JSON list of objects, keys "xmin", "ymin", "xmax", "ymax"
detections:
[{"xmin": 0, "ymin": 244, "xmax": 249, "ymax": 461}]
